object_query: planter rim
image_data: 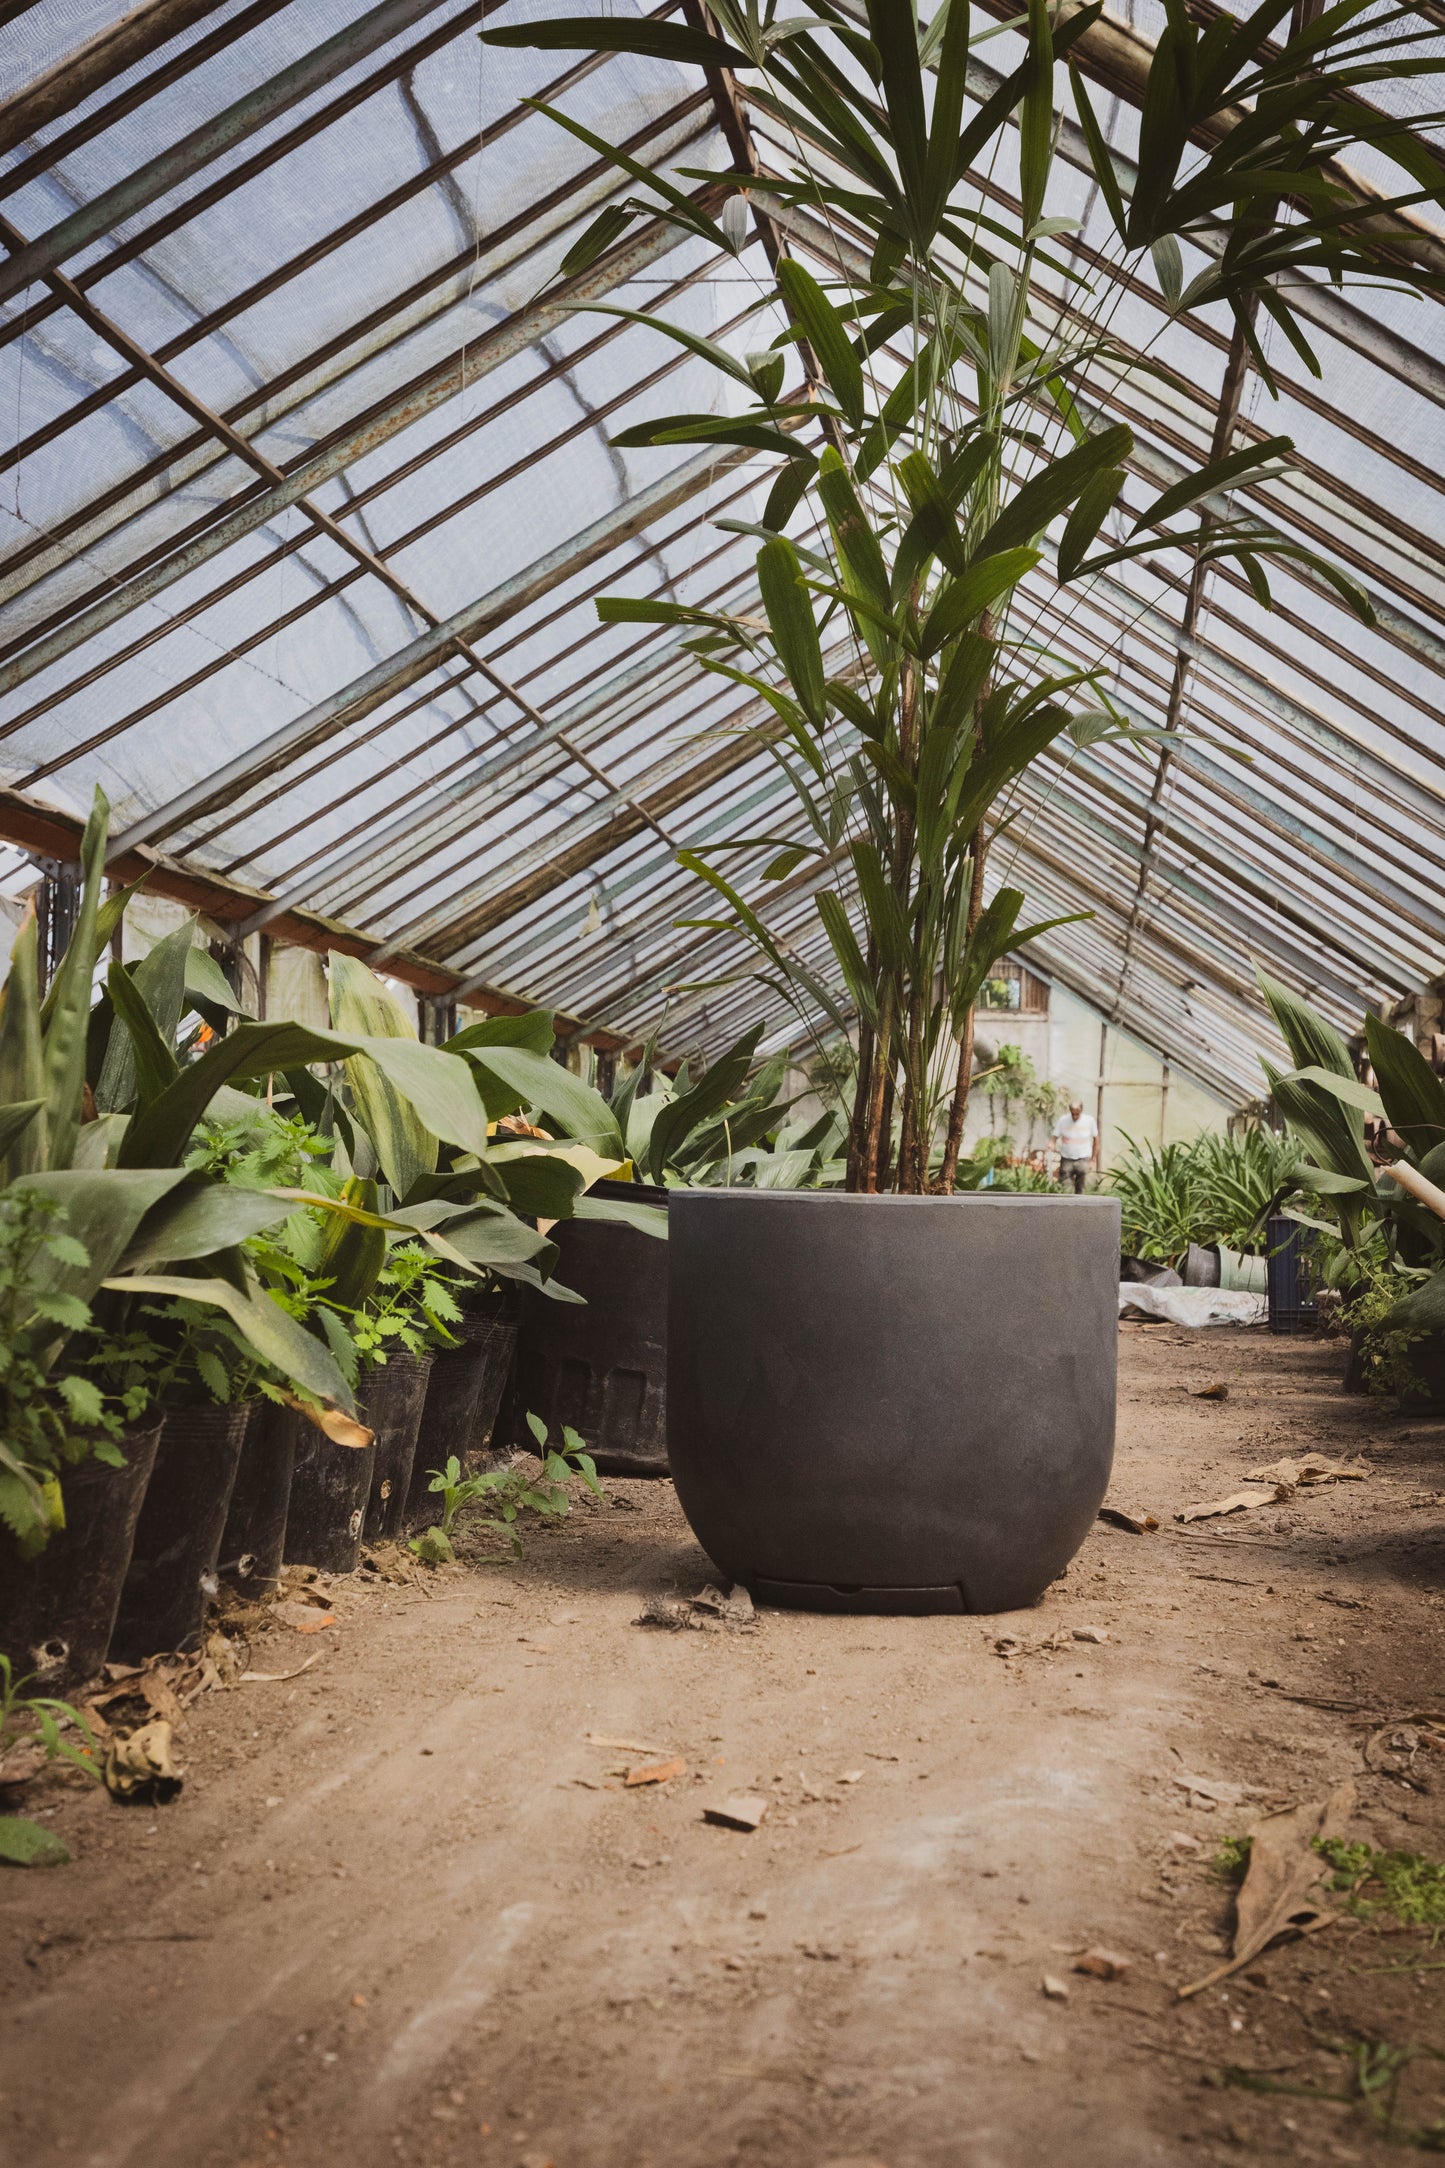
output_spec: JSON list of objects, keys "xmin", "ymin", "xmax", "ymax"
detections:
[{"xmin": 671, "ymin": 1190, "xmax": 1117, "ymax": 1209}]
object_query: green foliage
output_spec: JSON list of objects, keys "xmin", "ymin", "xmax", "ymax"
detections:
[
  {"xmin": 409, "ymin": 1414, "xmax": 603, "ymax": 1563},
  {"xmin": 0, "ymin": 1652, "xmax": 102, "ymax": 1787},
  {"xmin": 1261, "ymin": 984, "xmax": 1445, "ymax": 1353},
  {"xmin": 1213, "ymin": 1833, "xmax": 1253, "ymax": 1883},
  {"xmin": 0, "ymin": 1817, "xmax": 70, "ymax": 1867},
  {"xmin": 482, "ymin": 2, "xmax": 1437, "ymax": 1189},
  {"xmin": 1315, "ymin": 1837, "xmax": 1445, "ymax": 1928},
  {"xmin": 0, "ymin": 1188, "xmax": 136, "ymax": 1551},
  {"xmin": 352, "ymin": 1245, "xmax": 463, "ymax": 1362},
  {"xmin": 1108, "ymin": 1128, "xmax": 1303, "ymax": 1264}
]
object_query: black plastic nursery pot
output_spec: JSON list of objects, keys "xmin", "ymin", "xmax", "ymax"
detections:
[
  {"xmin": 666, "ymin": 1191, "xmax": 1120, "ymax": 1615},
  {"xmin": 362, "ymin": 1351, "xmax": 435, "ymax": 1544},
  {"xmin": 403, "ymin": 1292, "xmax": 518, "ymax": 1529},
  {"xmin": 1265, "ymin": 1214, "xmax": 1319, "ymax": 1336},
  {"xmin": 507, "ymin": 1180, "xmax": 670, "ymax": 1476},
  {"xmin": 218, "ymin": 1399, "xmax": 298, "ymax": 1597},
  {"xmin": 110, "ymin": 1402, "xmax": 251, "ymax": 1662},
  {"xmin": 285, "ymin": 1420, "xmax": 375, "ymax": 1576},
  {"xmin": 0, "ymin": 1421, "xmax": 164, "ymax": 1689}
]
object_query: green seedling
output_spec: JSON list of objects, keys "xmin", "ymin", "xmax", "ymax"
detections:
[
  {"xmin": 1315, "ymin": 1837, "xmax": 1445, "ymax": 1930},
  {"xmin": 0, "ymin": 1652, "xmax": 102, "ymax": 1784},
  {"xmin": 408, "ymin": 1414, "xmax": 603, "ymax": 1563},
  {"xmin": 1226, "ymin": 2037, "xmax": 1445, "ymax": 2151}
]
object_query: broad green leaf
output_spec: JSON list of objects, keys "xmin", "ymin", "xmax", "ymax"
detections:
[
  {"xmin": 184, "ymin": 942, "xmax": 245, "ymax": 1017},
  {"xmin": 0, "ymin": 1099, "xmax": 42, "ymax": 1159},
  {"xmin": 1057, "ymin": 467, "xmax": 1127, "ymax": 582},
  {"xmin": 118, "ymin": 1019, "xmax": 486, "ymax": 1169},
  {"xmin": 560, "ymin": 203, "xmax": 635, "ymax": 279},
  {"xmin": 0, "ymin": 907, "xmax": 45, "ymax": 1179},
  {"xmin": 565, "ymin": 303, "xmax": 756, "ymax": 388},
  {"xmin": 918, "ymin": 548, "xmax": 1042, "ymax": 653},
  {"xmin": 0, "ymin": 1816, "xmax": 69, "ymax": 1868},
  {"xmin": 11, "ymin": 1166, "xmax": 188, "ymax": 1310},
  {"xmin": 40, "ymin": 786, "xmax": 107, "ymax": 1173},
  {"xmin": 481, "ymin": 17, "xmax": 753, "ymax": 67},
  {"xmin": 572, "ymin": 1193, "xmax": 668, "ymax": 1238},
  {"xmin": 117, "ymin": 1180, "xmax": 296, "ymax": 1273},
  {"xmin": 648, "ymin": 1025, "xmax": 764, "ymax": 1184},
  {"xmin": 492, "ymin": 1153, "xmax": 586, "ymax": 1222},
  {"xmin": 865, "ymin": 0, "xmax": 928, "ymax": 217},
  {"xmin": 1131, "ymin": 436, "xmax": 1294, "ymax": 533},
  {"xmin": 96, "ymin": 918, "xmax": 193, "ymax": 1114},
  {"xmin": 922, "ymin": 0, "xmax": 971, "ymax": 234},
  {"xmin": 1257, "ymin": 970, "xmax": 1356, "ymax": 1084},
  {"xmin": 329, "ymin": 952, "xmax": 437, "ymax": 1200},
  {"xmin": 105, "ymin": 1271, "xmax": 356, "ymax": 1412},
  {"xmin": 102, "ymin": 961, "xmax": 180, "ymax": 1112},
  {"xmin": 1363, "ymin": 1013, "xmax": 1445, "ymax": 1158},
  {"xmin": 776, "ymin": 259, "xmax": 864, "ymax": 428},
  {"xmin": 445, "ymin": 1009, "xmax": 556, "ymax": 1057},
  {"xmin": 1019, "ymin": 0, "xmax": 1056, "ymax": 231},
  {"xmin": 979, "ymin": 425, "xmax": 1135, "ymax": 558},
  {"xmin": 460, "ymin": 1046, "xmax": 626, "ymax": 1160},
  {"xmin": 758, "ymin": 536, "xmax": 826, "ymax": 725}
]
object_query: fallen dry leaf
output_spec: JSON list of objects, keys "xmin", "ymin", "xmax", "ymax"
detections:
[
  {"xmin": 102, "ymin": 1720, "xmax": 182, "ymax": 1804},
  {"xmin": 625, "ymin": 1757, "xmax": 686, "ymax": 1788},
  {"xmin": 1178, "ymin": 1781, "xmax": 1354, "ymax": 1999},
  {"xmin": 281, "ymin": 1394, "xmax": 373, "ymax": 1451},
  {"xmin": 1189, "ymin": 1381, "xmax": 1230, "ymax": 1400},
  {"xmin": 1074, "ymin": 1947, "xmax": 1131, "ymax": 1980},
  {"xmin": 1246, "ymin": 1454, "xmax": 1368, "ymax": 1488},
  {"xmin": 1172, "ymin": 1772, "xmax": 1246, "ymax": 1808},
  {"xmin": 1176, "ymin": 1485, "xmax": 1285, "ymax": 1523},
  {"xmin": 1098, "ymin": 1505, "xmax": 1159, "ymax": 1534},
  {"xmin": 272, "ymin": 1600, "xmax": 336, "ymax": 1634},
  {"xmin": 703, "ymin": 1794, "xmax": 768, "ymax": 1832}
]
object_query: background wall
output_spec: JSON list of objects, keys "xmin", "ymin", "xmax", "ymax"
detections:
[{"xmin": 965, "ymin": 979, "xmax": 1233, "ymax": 1167}]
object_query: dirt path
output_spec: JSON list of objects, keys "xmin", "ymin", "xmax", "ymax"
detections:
[{"xmin": 4, "ymin": 1328, "xmax": 1444, "ymax": 2168}]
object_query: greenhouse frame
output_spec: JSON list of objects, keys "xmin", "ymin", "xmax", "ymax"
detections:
[{"xmin": 2, "ymin": 0, "xmax": 1441, "ymax": 1109}]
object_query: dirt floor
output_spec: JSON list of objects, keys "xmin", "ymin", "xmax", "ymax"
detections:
[{"xmin": 3, "ymin": 1324, "xmax": 1445, "ymax": 2168}]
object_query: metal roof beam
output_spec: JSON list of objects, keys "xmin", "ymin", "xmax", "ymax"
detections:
[
  {"xmin": 0, "ymin": 0, "xmax": 481, "ymax": 307},
  {"xmin": 0, "ymin": 0, "xmax": 231, "ymax": 164},
  {"xmin": 0, "ymin": 200, "xmax": 709, "ymax": 702},
  {"xmin": 106, "ymin": 440, "xmax": 761, "ymax": 861}
]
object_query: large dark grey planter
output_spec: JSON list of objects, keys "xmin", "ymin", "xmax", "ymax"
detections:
[
  {"xmin": 505, "ymin": 1181, "xmax": 670, "ymax": 1475},
  {"xmin": 666, "ymin": 1191, "xmax": 1120, "ymax": 1615}
]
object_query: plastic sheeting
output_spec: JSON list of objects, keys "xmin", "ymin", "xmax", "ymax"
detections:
[{"xmin": 1, "ymin": 0, "xmax": 1442, "ymax": 1098}]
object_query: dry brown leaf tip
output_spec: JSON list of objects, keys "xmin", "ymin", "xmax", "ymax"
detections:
[{"xmin": 1177, "ymin": 1780, "xmax": 1355, "ymax": 2000}]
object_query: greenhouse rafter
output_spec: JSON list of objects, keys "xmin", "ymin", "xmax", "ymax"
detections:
[{"xmin": 1, "ymin": 0, "xmax": 1442, "ymax": 1095}]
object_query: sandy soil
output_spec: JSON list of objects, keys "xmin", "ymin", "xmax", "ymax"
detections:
[{"xmin": 3, "ymin": 1325, "xmax": 1444, "ymax": 2168}]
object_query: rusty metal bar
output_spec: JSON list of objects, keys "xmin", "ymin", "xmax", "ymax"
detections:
[
  {"xmin": 0, "ymin": 0, "xmax": 232, "ymax": 163},
  {"xmin": 105, "ymin": 439, "xmax": 766, "ymax": 860},
  {"xmin": 0, "ymin": 0, "xmax": 295, "ymax": 198},
  {"xmin": 0, "ymin": 190, "xmax": 717, "ymax": 698},
  {"xmin": 0, "ymin": 0, "xmax": 476, "ymax": 307}
]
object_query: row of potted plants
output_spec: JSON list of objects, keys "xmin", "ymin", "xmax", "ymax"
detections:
[
  {"xmin": 0, "ymin": 791, "xmax": 678, "ymax": 1683},
  {"xmin": 1258, "ymin": 976, "xmax": 1445, "ymax": 1410}
]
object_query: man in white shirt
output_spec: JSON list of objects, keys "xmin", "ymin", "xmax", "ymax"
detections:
[{"xmin": 1052, "ymin": 1100, "xmax": 1099, "ymax": 1192}]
